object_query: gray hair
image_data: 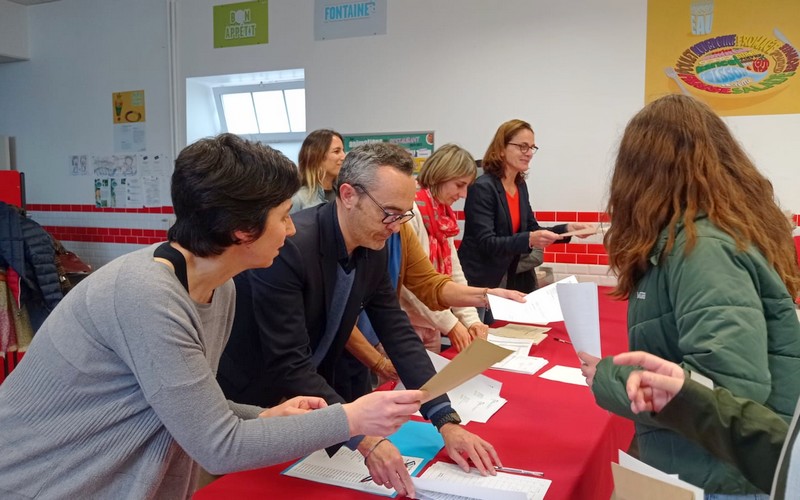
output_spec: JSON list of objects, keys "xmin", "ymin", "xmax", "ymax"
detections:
[{"xmin": 334, "ymin": 142, "xmax": 414, "ymax": 194}]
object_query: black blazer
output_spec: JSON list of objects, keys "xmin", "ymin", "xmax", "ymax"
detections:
[
  {"xmin": 218, "ymin": 201, "xmax": 449, "ymax": 415},
  {"xmin": 457, "ymin": 173, "xmax": 567, "ymax": 288}
]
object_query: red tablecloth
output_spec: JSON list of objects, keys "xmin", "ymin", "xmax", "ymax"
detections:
[{"xmin": 194, "ymin": 288, "xmax": 633, "ymax": 500}]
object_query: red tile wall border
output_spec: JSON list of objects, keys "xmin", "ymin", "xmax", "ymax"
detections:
[
  {"xmin": 450, "ymin": 210, "xmax": 612, "ymax": 264},
  {"xmin": 451, "ymin": 210, "xmax": 611, "ymax": 224},
  {"xmin": 58, "ymin": 207, "xmax": 795, "ymax": 268},
  {"xmin": 27, "ymin": 204, "xmax": 174, "ymax": 214},
  {"xmin": 43, "ymin": 226, "xmax": 168, "ymax": 245}
]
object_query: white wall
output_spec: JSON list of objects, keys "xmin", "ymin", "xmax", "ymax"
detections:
[
  {"xmin": 173, "ymin": 0, "xmax": 800, "ymax": 214},
  {"xmin": 0, "ymin": 0, "xmax": 798, "ymax": 269},
  {"xmin": 174, "ymin": 0, "xmax": 639, "ymax": 212}
]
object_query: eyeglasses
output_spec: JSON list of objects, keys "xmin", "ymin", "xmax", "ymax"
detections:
[
  {"xmin": 507, "ymin": 142, "xmax": 539, "ymax": 155},
  {"xmin": 352, "ymin": 184, "xmax": 415, "ymax": 225}
]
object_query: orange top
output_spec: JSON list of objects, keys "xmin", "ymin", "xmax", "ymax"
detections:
[{"xmin": 506, "ymin": 188, "xmax": 521, "ymax": 233}]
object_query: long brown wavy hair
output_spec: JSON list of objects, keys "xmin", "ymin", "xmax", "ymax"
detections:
[
  {"xmin": 298, "ymin": 129, "xmax": 343, "ymax": 193},
  {"xmin": 482, "ymin": 119, "xmax": 532, "ymax": 184},
  {"xmin": 605, "ymin": 94, "xmax": 799, "ymax": 299}
]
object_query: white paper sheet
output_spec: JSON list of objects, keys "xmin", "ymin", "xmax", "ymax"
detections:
[
  {"xmin": 618, "ymin": 451, "xmax": 703, "ymax": 500},
  {"xmin": 488, "ymin": 276, "xmax": 578, "ymax": 324},
  {"xmin": 556, "ymin": 281, "xmax": 601, "ymax": 357},
  {"xmin": 538, "ymin": 365, "xmax": 588, "ymax": 386},
  {"xmin": 412, "ymin": 462, "xmax": 551, "ymax": 500}
]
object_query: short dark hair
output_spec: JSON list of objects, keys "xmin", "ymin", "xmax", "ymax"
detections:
[
  {"xmin": 168, "ymin": 133, "xmax": 300, "ymax": 257},
  {"xmin": 334, "ymin": 142, "xmax": 414, "ymax": 194}
]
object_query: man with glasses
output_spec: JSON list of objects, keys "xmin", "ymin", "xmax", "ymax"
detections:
[{"xmin": 219, "ymin": 143, "xmax": 510, "ymax": 497}]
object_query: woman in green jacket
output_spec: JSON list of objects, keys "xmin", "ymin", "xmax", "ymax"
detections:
[{"xmin": 579, "ymin": 94, "xmax": 800, "ymax": 498}]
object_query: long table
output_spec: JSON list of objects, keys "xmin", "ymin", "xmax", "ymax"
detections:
[{"xmin": 194, "ymin": 288, "xmax": 633, "ymax": 500}]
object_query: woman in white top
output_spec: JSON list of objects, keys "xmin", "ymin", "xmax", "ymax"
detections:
[{"xmin": 400, "ymin": 144, "xmax": 488, "ymax": 352}]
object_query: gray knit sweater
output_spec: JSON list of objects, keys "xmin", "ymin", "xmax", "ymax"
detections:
[{"xmin": 0, "ymin": 245, "xmax": 350, "ymax": 499}]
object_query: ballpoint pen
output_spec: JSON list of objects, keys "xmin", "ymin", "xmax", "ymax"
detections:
[
  {"xmin": 495, "ymin": 466, "xmax": 545, "ymax": 477},
  {"xmin": 552, "ymin": 337, "xmax": 572, "ymax": 345},
  {"xmin": 360, "ymin": 460, "xmax": 417, "ymax": 483}
]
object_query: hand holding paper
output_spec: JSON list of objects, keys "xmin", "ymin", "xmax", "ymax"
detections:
[
  {"xmin": 560, "ymin": 225, "xmax": 599, "ymax": 238},
  {"xmin": 419, "ymin": 338, "xmax": 513, "ymax": 403},
  {"xmin": 488, "ymin": 276, "xmax": 578, "ymax": 324}
]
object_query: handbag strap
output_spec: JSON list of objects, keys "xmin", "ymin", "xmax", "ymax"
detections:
[{"xmin": 153, "ymin": 242, "xmax": 189, "ymax": 292}]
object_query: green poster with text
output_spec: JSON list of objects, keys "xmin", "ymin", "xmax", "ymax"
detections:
[{"xmin": 214, "ymin": 0, "xmax": 268, "ymax": 48}]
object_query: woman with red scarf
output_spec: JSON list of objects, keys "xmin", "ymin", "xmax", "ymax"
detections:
[{"xmin": 399, "ymin": 144, "xmax": 488, "ymax": 352}]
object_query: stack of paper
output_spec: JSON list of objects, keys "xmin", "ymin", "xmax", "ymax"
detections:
[
  {"xmin": 412, "ymin": 462, "xmax": 551, "ymax": 500},
  {"xmin": 487, "ymin": 323, "xmax": 550, "ymax": 343},
  {"xmin": 487, "ymin": 334, "xmax": 548, "ymax": 375},
  {"xmin": 398, "ymin": 350, "xmax": 507, "ymax": 424}
]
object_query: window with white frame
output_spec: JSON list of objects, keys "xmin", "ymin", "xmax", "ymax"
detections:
[{"xmin": 213, "ymin": 80, "xmax": 306, "ymax": 142}]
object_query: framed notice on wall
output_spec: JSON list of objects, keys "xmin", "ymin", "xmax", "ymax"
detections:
[
  {"xmin": 214, "ymin": 0, "xmax": 269, "ymax": 48},
  {"xmin": 343, "ymin": 131, "xmax": 434, "ymax": 175},
  {"xmin": 314, "ymin": 0, "xmax": 387, "ymax": 41}
]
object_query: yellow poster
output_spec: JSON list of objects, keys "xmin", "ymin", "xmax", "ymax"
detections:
[
  {"xmin": 112, "ymin": 90, "xmax": 146, "ymax": 124},
  {"xmin": 646, "ymin": 0, "xmax": 800, "ymax": 116}
]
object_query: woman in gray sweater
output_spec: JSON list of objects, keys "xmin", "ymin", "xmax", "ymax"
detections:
[{"xmin": 0, "ymin": 133, "xmax": 423, "ymax": 499}]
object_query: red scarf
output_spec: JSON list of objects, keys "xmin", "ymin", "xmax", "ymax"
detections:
[{"xmin": 415, "ymin": 189, "xmax": 460, "ymax": 275}]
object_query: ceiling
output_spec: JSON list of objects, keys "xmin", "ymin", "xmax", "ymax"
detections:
[
  {"xmin": 6, "ymin": 0, "xmax": 60, "ymax": 4},
  {"xmin": 2, "ymin": 0, "xmax": 62, "ymax": 62}
]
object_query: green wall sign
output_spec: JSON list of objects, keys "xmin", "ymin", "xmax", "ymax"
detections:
[{"xmin": 213, "ymin": 0, "xmax": 269, "ymax": 48}]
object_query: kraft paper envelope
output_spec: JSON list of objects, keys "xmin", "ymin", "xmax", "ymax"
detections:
[
  {"xmin": 611, "ymin": 463, "xmax": 695, "ymax": 500},
  {"xmin": 419, "ymin": 338, "xmax": 513, "ymax": 403},
  {"xmin": 559, "ymin": 225, "xmax": 599, "ymax": 237},
  {"xmin": 488, "ymin": 323, "xmax": 550, "ymax": 343}
]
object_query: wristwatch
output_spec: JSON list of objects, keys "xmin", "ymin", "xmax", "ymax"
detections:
[{"xmin": 431, "ymin": 409, "xmax": 462, "ymax": 431}]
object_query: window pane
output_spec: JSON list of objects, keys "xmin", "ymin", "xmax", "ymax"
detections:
[
  {"xmin": 252, "ymin": 91, "xmax": 290, "ymax": 133},
  {"xmin": 221, "ymin": 93, "xmax": 258, "ymax": 134},
  {"xmin": 284, "ymin": 88, "xmax": 306, "ymax": 132}
]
